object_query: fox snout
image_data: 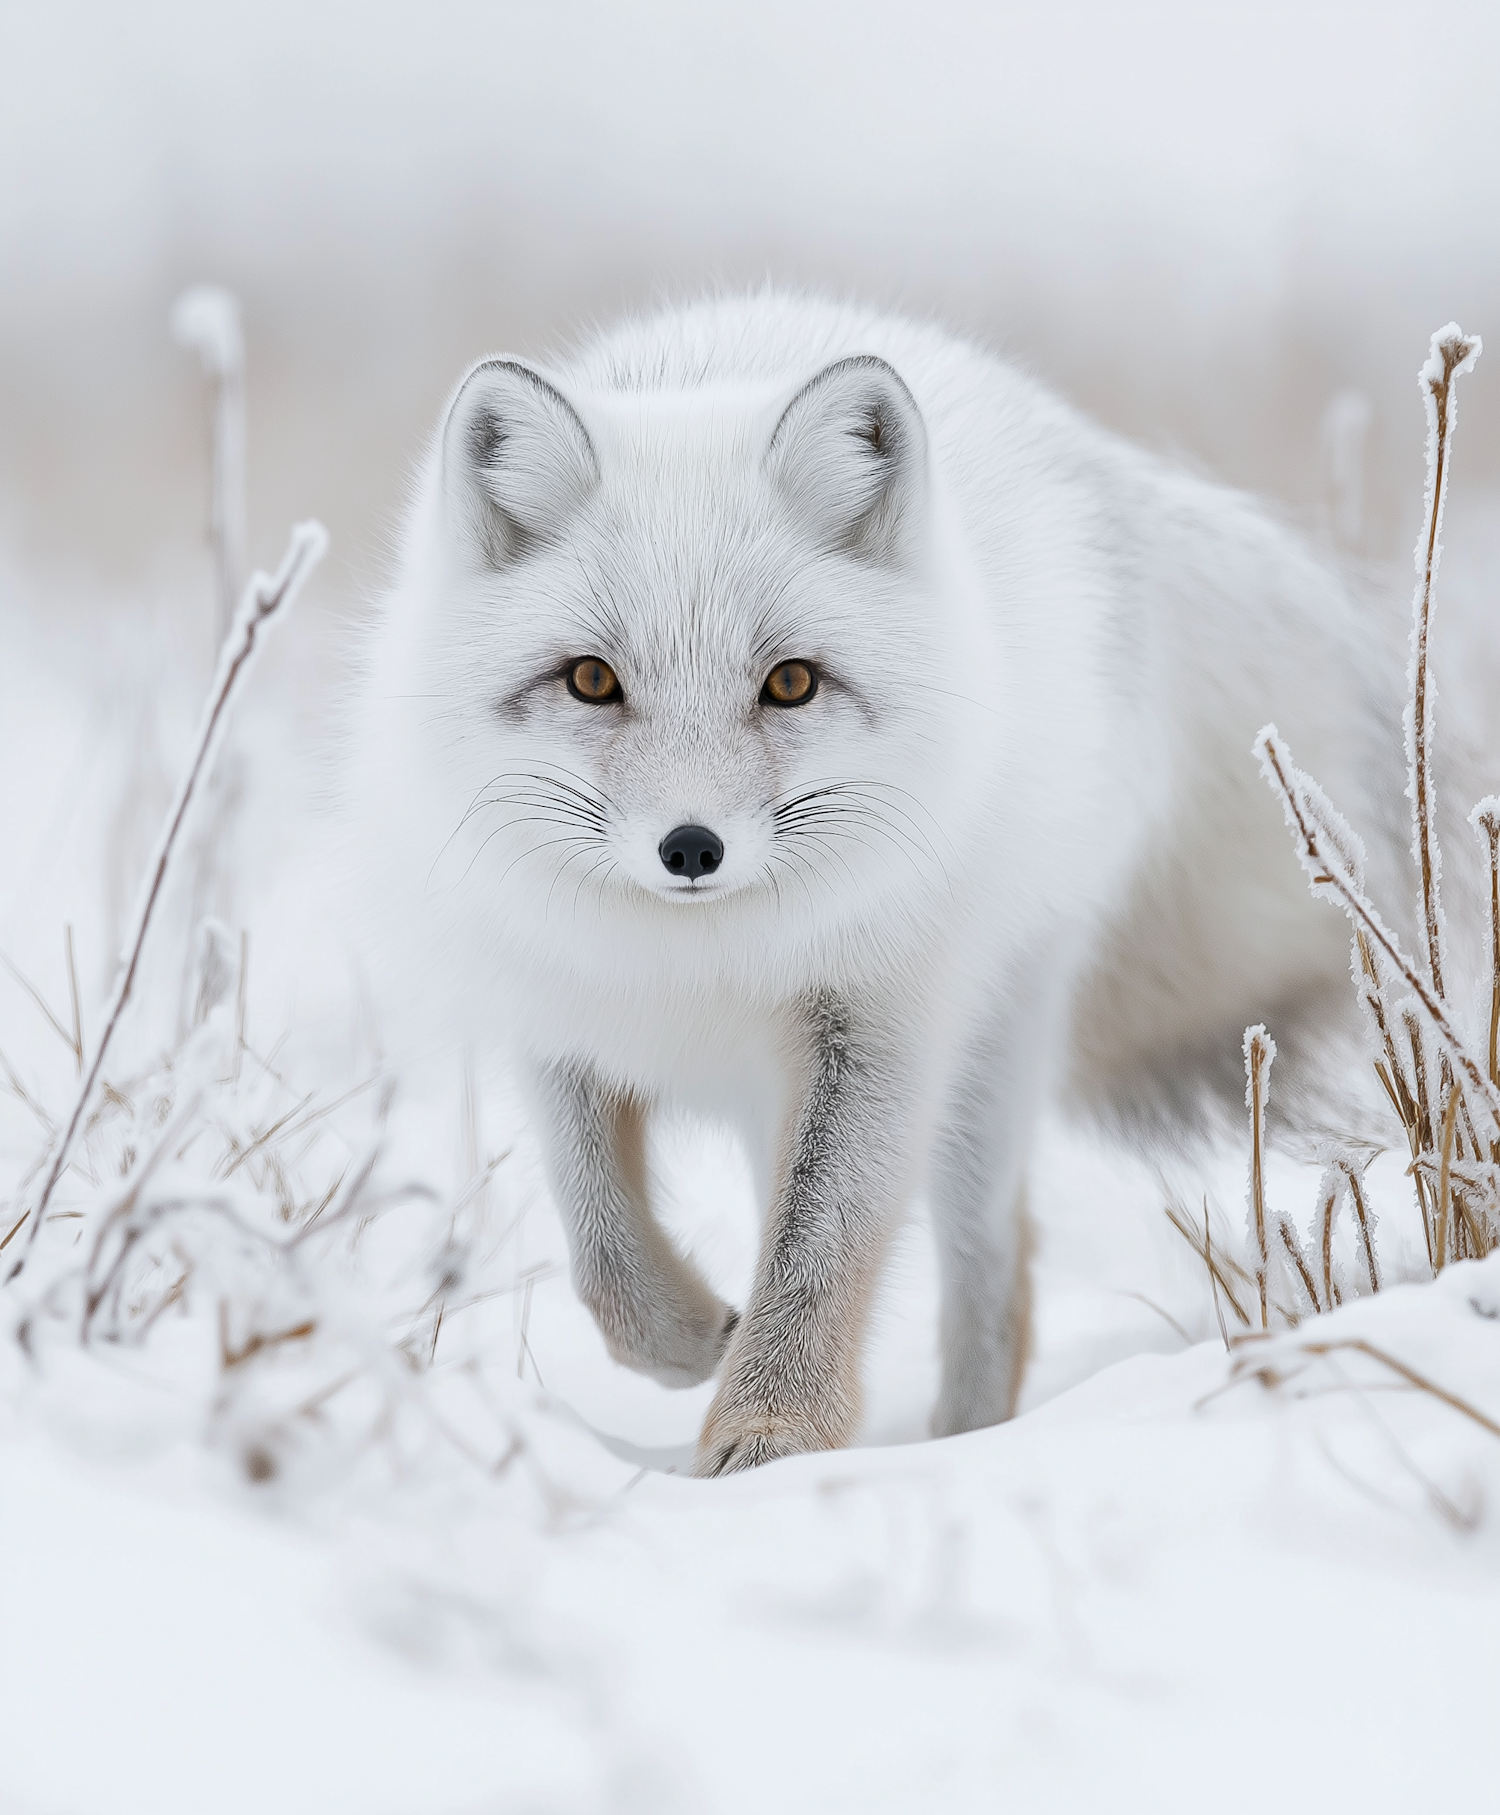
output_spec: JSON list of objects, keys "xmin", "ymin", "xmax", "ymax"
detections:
[{"xmin": 658, "ymin": 824, "xmax": 724, "ymax": 879}]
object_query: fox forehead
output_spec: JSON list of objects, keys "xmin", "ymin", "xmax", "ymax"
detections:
[
  {"xmin": 584, "ymin": 381, "xmax": 786, "ymax": 470},
  {"xmin": 533, "ymin": 394, "xmax": 853, "ymax": 673}
]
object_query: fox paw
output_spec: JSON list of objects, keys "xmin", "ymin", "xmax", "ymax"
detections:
[
  {"xmin": 692, "ymin": 1409, "xmax": 834, "ymax": 1477},
  {"xmin": 597, "ymin": 1299, "xmax": 739, "ymax": 1390}
]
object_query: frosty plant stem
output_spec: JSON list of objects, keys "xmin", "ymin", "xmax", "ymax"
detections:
[
  {"xmin": 1408, "ymin": 325, "xmax": 1482, "ymax": 1001},
  {"xmin": 1435, "ymin": 1085, "xmax": 1460, "ymax": 1272},
  {"xmin": 4, "ymin": 523, "xmax": 327, "ymax": 1283},
  {"xmin": 1244, "ymin": 1025, "xmax": 1274, "ymax": 1328},
  {"xmin": 1257, "ymin": 728, "xmax": 1500, "ymax": 1141},
  {"xmin": 1338, "ymin": 1155, "xmax": 1381, "ymax": 1296},
  {"xmin": 171, "ymin": 286, "xmax": 248, "ymax": 645}
]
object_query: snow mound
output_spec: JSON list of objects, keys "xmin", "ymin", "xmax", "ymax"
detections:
[{"xmin": 5, "ymin": 1245, "xmax": 1497, "ymax": 1814}]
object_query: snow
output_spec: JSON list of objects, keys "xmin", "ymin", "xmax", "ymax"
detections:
[{"xmin": 6, "ymin": 1241, "xmax": 1499, "ymax": 1813}]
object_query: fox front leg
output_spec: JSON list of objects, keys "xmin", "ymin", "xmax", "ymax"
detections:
[
  {"xmin": 695, "ymin": 994, "xmax": 914, "ymax": 1476},
  {"xmin": 530, "ymin": 1061, "xmax": 738, "ymax": 1388}
]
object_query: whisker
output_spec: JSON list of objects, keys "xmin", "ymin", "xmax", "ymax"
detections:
[
  {"xmin": 775, "ymin": 777, "xmax": 948, "ymax": 859},
  {"xmin": 544, "ymin": 839, "xmax": 604, "ymax": 921},
  {"xmin": 791, "ymin": 829, "xmax": 864, "ymax": 894},
  {"xmin": 777, "ymin": 808, "xmax": 933, "ymax": 876},
  {"xmin": 467, "ymin": 793, "xmax": 606, "ymax": 833},
  {"xmin": 568, "ymin": 851, "xmax": 616, "ymax": 920},
  {"xmin": 441, "ymin": 762, "xmax": 616, "ymax": 891},
  {"xmin": 769, "ymin": 775, "xmax": 953, "ymax": 895},
  {"xmin": 767, "ymin": 850, "xmax": 818, "ymax": 915},
  {"xmin": 490, "ymin": 832, "xmax": 602, "ymax": 895}
]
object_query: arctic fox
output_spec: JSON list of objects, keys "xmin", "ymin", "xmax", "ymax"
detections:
[{"xmin": 356, "ymin": 294, "xmax": 1398, "ymax": 1474}]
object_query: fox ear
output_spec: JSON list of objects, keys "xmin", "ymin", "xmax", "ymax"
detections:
[
  {"xmin": 764, "ymin": 355, "xmax": 928, "ymax": 561},
  {"xmin": 441, "ymin": 359, "xmax": 599, "ymax": 567}
]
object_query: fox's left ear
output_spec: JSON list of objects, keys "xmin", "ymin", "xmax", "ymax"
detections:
[{"xmin": 764, "ymin": 355, "xmax": 928, "ymax": 562}]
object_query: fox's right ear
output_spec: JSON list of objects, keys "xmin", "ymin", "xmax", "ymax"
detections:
[{"xmin": 440, "ymin": 359, "xmax": 599, "ymax": 568}]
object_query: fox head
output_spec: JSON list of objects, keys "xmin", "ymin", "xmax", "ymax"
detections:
[{"xmin": 375, "ymin": 348, "xmax": 994, "ymax": 995}]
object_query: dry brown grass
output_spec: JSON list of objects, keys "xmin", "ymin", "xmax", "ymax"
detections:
[{"xmin": 1180, "ymin": 325, "xmax": 1498, "ymax": 1326}]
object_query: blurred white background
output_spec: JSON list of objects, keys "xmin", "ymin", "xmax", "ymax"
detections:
[{"xmin": 5, "ymin": 0, "xmax": 1500, "ymax": 611}]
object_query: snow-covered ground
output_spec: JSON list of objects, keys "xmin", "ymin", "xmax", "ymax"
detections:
[
  {"xmin": 3, "ymin": 582, "xmax": 1500, "ymax": 1815},
  {"xmin": 5, "ymin": 1147, "xmax": 1499, "ymax": 1814}
]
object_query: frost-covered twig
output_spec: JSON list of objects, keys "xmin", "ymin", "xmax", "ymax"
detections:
[
  {"xmin": 1244, "ymin": 1026, "xmax": 1274, "ymax": 1327},
  {"xmin": 1232, "ymin": 1026, "xmax": 1322, "ymax": 1324},
  {"xmin": 4, "ymin": 524, "xmax": 327, "ymax": 1283},
  {"xmin": 1314, "ymin": 1167, "xmax": 1341, "ymax": 1311},
  {"xmin": 1407, "ymin": 325, "xmax": 1481, "ymax": 1002},
  {"xmin": 172, "ymin": 286, "xmax": 247, "ymax": 645},
  {"xmin": 1434, "ymin": 1085, "xmax": 1460, "ymax": 1273},
  {"xmin": 1336, "ymin": 1153, "xmax": 1381, "ymax": 1296},
  {"xmin": 1257, "ymin": 727, "xmax": 1500, "ymax": 1138},
  {"xmin": 172, "ymin": 288, "xmax": 254, "ymax": 1024}
]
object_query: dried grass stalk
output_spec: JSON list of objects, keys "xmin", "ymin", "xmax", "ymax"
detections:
[
  {"xmin": 1277, "ymin": 1215, "xmax": 1321, "ymax": 1317},
  {"xmin": 1244, "ymin": 1025, "xmax": 1275, "ymax": 1328},
  {"xmin": 1337, "ymin": 1156, "xmax": 1381, "ymax": 1296},
  {"xmin": 1232, "ymin": 1334, "xmax": 1500, "ymax": 1443},
  {"xmin": 1434, "ymin": 1084, "xmax": 1460, "ymax": 1272},
  {"xmin": 1171, "ymin": 326, "xmax": 1498, "ymax": 1321},
  {"xmin": 1407, "ymin": 325, "xmax": 1481, "ymax": 1003},
  {"xmin": 1314, "ymin": 1169, "xmax": 1342, "ymax": 1311}
]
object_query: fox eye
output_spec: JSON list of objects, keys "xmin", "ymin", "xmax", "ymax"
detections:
[
  {"xmin": 567, "ymin": 657, "xmax": 621, "ymax": 703},
  {"xmin": 762, "ymin": 660, "xmax": 818, "ymax": 707}
]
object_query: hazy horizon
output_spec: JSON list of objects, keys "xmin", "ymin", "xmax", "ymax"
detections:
[{"xmin": 5, "ymin": 0, "xmax": 1500, "ymax": 618}]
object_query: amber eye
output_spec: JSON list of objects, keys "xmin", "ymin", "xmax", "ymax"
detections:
[
  {"xmin": 762, "ymin": 660, "xmax": 818, "ymax": 707},
  {"xmin": 567, "ymin": 657, "xmax": 621, "ymax": 703}
]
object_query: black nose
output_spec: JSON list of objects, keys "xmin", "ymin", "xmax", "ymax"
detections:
[{"xmin": 659, "ymin": 824, "xmax": 724, "ymax": 880}]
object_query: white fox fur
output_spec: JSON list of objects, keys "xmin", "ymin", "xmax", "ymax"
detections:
[{"xmin": 354, "ymin": 293, "xmax": 1400, "ymax": 1473}]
